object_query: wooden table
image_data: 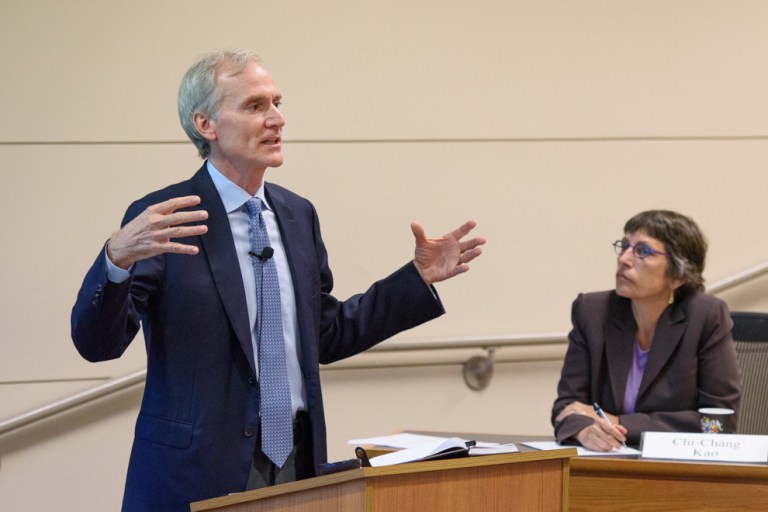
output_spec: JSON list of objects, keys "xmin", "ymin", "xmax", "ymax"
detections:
[
  {"xmin": 570, "ymin": 456, "xmax": 768, "ymax": 511},
  {"xmin": 406, "ymin": 431, "xmax": 768, "ymax": 511}
]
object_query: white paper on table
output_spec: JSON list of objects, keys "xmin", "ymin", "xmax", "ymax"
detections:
[
  {"xmin": 468, "ymin": 443, "xmax": 520, "ymax": 456},
  {"xmin": 347, "ymin": 432, "xmax": 503, "ymax": 450},
  {"xmin": 347, "ymin": 433, "xmax": 452, "ymax": 449},
  {"xmin": 522, "ymin": 440, "xmax": 640, "ymax": 456}
]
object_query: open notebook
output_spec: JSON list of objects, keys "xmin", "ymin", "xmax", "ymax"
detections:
[{"xmin": 348, "ymin": 433, "xmax": 519, "ymax": 467}]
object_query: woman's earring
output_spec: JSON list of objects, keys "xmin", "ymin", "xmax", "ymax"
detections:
[{"xmin": 669, "ymin": 290, "xmax": 675, "ymax": 305}]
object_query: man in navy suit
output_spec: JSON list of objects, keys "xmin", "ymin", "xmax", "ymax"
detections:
[{"xmin": 71, "ymin": 49, "xmax": 485, "ymax": 511}]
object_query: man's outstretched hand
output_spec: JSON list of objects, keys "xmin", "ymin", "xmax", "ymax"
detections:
[{"xmin": 411, "ymin": 220, "xmax": 486, "ymax": 285}]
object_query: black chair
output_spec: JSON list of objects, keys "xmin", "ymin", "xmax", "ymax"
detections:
[{"xmin": 730, "ymin": 311, "xmax": 768, "ymax": 435}]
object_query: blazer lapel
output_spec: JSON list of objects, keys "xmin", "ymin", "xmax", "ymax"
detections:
[
  {"xmin": 264, "ymin": 184, "xmax": 313, "ymax": 371},
  {"xmin": 638, "ymin": 304, "xmax": 687, "ymax": 399},
  {"xmin": 604, "ymin": 295, "xmax": 637, "ymax": 412},
  {"xmin": 191, "ymin": 167, "xmax": 256, "ymax": 373},
  {"xmin": 264, "ymin": 185, "xmax": 296, "ymax": 243}
]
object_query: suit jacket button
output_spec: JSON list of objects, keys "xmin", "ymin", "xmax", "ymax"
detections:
[
  {"xmin": 248, "ymin": 375, "xmax": 257, "ymax": 386},
  {"xmin": 243, "ymin": 426, "xmax": 254, "ymax": 438}
]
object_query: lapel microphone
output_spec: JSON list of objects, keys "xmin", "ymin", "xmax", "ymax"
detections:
[
  {"xmin": 249, "ymin": 246, "xmax": 274, "ymax": 261},
  {"xmin": 248, "ymin": 245, "xmax": 275, "ymax": 261}
]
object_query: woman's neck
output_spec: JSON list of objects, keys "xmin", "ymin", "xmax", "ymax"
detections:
[{"xmin": 631, "ymin": 298, "xmax": 670, "ymax": 351}]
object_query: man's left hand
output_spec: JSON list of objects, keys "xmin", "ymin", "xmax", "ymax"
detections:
[{"xmin": 411, "ymin": 220, "xmax": 486, "ymax": 285}]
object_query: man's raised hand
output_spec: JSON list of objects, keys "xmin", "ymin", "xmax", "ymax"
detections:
[{"xmin": 107, "ymin": 195, "xmax": 208, "ymax": 269}]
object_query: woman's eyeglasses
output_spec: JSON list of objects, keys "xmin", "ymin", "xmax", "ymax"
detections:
[{"xmin": 613, "ymin": 240, "xmax": 671, "ymax": 260}]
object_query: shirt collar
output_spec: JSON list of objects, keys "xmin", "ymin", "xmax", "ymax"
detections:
[{"xmin": 206, "ymin": 160, "xmax": 272, "ymax": 213}]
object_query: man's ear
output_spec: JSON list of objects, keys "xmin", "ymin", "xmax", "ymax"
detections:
[{"xmin": 193, "ymin": 112, "xmax": 216, "ymax": 142}]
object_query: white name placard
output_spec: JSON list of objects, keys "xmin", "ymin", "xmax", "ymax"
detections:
[{"xmin": 640, "ymin": 432, "xmax": 768, "ymax": 463}]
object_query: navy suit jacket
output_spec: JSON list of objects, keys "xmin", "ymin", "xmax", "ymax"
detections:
[
  {"xmin": 71, "ymin": 165, "xmax": 445, "ymax": 511},
  {"xmin": 552, "ymin": 290, "xmax": 741, "ymax": 445}
]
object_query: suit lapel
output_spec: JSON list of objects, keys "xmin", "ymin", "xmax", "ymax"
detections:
[
  {"xmin": 191, "ymin": 166, "xmax": 256, "ymax": 373},
  {"xmin": 264, "ymin": 184, "xmax": 300, "ymax": 283},
  {"xmin": 604, "ymin": 295, "xmax": 637, "ymax": 412},
  {"xmin": 265, "ymin": 185, "xmax": 296, "ymax": 243},
  {"xmin": 265, "ymin": 183, "xmax": 313, "ymax": 373},
  {"xmin": 638, "ymin": 304, "xmax": 687, "ymax": 399}
]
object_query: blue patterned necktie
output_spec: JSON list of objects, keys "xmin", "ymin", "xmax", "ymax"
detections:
[{"xmin": 245, "ymin": 197, "xmax": 293, "ymax": 468}]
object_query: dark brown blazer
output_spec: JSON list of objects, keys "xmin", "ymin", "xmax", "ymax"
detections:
[{"xmin": 552, "ymin": 290, "xmax": 742, "ymax": 445}]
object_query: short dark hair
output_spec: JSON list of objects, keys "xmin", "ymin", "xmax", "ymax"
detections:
[{"xmin": 623, "ymin": 210, "xmax": 707, "ymax": 299}]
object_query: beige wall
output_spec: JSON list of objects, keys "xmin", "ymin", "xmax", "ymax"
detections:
[{"xmin": 1, "ymin": 1, "xmax": 767, "ymax": 510}]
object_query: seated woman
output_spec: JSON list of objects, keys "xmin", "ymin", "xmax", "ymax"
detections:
[{"xmin": 552, "ymin": 210, "xmax": 741, "ymax": 451}]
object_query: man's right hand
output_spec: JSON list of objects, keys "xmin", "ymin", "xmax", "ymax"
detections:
[{"xmin": 106, "ymin": 195, "xmax": 209, "ymax": 269}]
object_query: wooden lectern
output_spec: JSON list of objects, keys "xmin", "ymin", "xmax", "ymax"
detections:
[{"xmin": 190, "ymin": 449, "xmax": 575, "ymax": 512}]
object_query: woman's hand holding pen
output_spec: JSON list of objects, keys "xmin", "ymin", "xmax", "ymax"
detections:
[
  {"xmin": 575, "ymin": 421, "xmax": 628, "ymax": 452},
  {"xmin": 555, "ymin": 401, "xmax": 628, "ymax": 452}
]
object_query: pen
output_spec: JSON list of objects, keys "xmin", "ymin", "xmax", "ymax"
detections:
[{"xmin": 593, "ymin": 402, "xmax": 626, "ymax": 447}]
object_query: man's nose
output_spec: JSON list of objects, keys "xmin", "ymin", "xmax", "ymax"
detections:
[{"xmin": 267, "ymin": 105, "xmax": 285, "ymax": 127}]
